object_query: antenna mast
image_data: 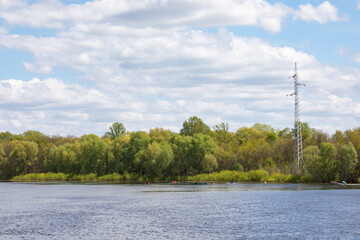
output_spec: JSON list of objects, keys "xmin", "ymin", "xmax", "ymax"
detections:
[{"xmin": 289, "ymin": 62, "xmax": 305, "ymax": 173}]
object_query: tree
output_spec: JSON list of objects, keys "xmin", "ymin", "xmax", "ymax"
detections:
[
  {"xmin": 303, "ymin": 145, "xmax": 321, "ymax": 180},
  {"xmin": 272, "ymin": 138, "xmax": 293, "ymax": 173},
  {"xmin": 22, "ymin": 141, "xmax": 39, "ymax": 173},
  {"xmin": 110, "ymin": 135, "xmax": 130, "ymax": 173},
  {"xmin": 153, "ymin": 143, "xmax": 174, "ymax": 177},
  {"xmin": 105, "ymin": 122, "xmax": 126, "ymax": 139},
  {"xmin": 180, "ymin": 116, "xmax": 210, "ymax": 136},
  {"xmin": 251, "ymin": 139, "xmax": 272, "ymax": 170},
  {"xmin": 213, "ymin": 122, "xmax": 233, "ymax": 144},
  {"xmin": 124, "ymin": 131, "xmax": 150, "ymax": 173},
  {"xmin": 344, "ymin": 128, "xmax": 360, "ymax": 157},
  {"xmin": 80, "ymin": 136, "xmax": 108, "ymax": 175},
  {"xmin": 317, "ymin": 142, "xmax": 339, "ymax": 182},
  {"xmin": 278, "ymin": 128, "xmax": 292, "ymax": 138},
  {"xmin": 236, "ymin": 127, "xmax": 264, "ymax": 145},
  {"xmin": 149, "ymin": 128, "xmax": 172, "ymax": 143},
  {"xmin": 0, "ymin": 144, "xmax": 7, "ymax": 179},
  {"xmin": 307, "ymin": 130, "xmax": 329, "ymax": 149},
  {"xmin": 214, "ymin": 146, "xmax": 237, "ymax": 171},
  {"xmin": 340, "ymin": 142, "xmax": 358, "ymax": 182},
  {"xmin": 300, "ymin": 122, "xmax": 314, "ymax": 140},
  {"xmin": 252, "ymin": 123, "xmax": 274, "ymax": 134},
  {"xmin": 265, "ymin": 132, "xmax": 278, "ymax": 144},
  {"xmin": 202, "ymin": 154, "xmax": 218, "ymax": 173},
  {"xmin": 8, "ymin": 142, "xmax": 27, "ymax": 177},
  {"xmin": 187, "ymin": 134, "xmax": 216, "ymax": 174},
  {"xmin": 143, "ymin": 142, "xmax": 174, "ymax": 177},
  {"xmin": 0, "ymin": 132, "xmax": 22, "ymax": 141},
  {"xmin": 169, "ymin": 134, "xmax": 192, "ymax": 176}
]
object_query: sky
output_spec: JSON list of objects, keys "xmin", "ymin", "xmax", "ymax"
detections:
[{"xmin": 0, "ymin": 0, "xmax": 359, "ymax": 136}]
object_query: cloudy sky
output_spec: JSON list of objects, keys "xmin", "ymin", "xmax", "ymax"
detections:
[{"xmin": 0, "ymin": 0, "xmax": 359, "ymax": 136}]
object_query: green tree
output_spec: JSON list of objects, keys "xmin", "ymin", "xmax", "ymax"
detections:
[
  {"xmin": 306, "ymin": 130, "xmax": 329, "ymax": 149},
  {"xmin": 213, "ymin": 122, "xmax": 233, "ymax": 145},
  {"xmin": 340, "ymin": 142, "xmax": 358, "ymax": 182},
  {"xmin": 272, "ymin": 138, "xmax": 293, "ymax": 173},
  {"xmin": 236, "ymin": 127, "xmax": 264, "ymax": 145},
  {"xmin": 22, "ymin": 141, "xmax": 39, "ymax": 173},
  {"xmin": 0, "ymin": 144, "xmax": 7, "ymax": 179},
  {"xmin": 252, "ymin": 123, "xmax": 274, "ymax": 134},
  {"xmin": 303, "ymin": 145, "xmax": 321, "ymax": 180},
  {"xmin": 149, "ymin": 128, "xmax": 173, "ymax": 143},
  {"xmin": 124, "ymin": 131, "xmax": 150, "ymax": 173},
  {"xmin": 265, "ymin": 132, "xmax": 278, "ymax": 144},
  {"xmin": 180, "ymin": 116, "xmax": 211, "ymax": 136},
  {"xmin": 143, "ymin": 142, "xmax": 174, "ymax": 177},
  {"xmin": 80, "ymin": 136, "xmax": 109, "ymax": 175},
  {"xmin": 202, "ymin": 154, "xmax": 218, "ymax": 173},
  {"xmin": 153, "ymin": 143, "xmax": 174, "ymax": 177},
  {"xmin": 105, "ymin": 122, "xmax": 126, "ymax": 139},
  {"xmin": 187, "ymin": 134, "xmax": 216, "ymax": 174},
  {"xmin": 278, "ymin": 128, "xmax": 292, "ymax": 138},
  {"xmin": 316, "ymin": 142, "xmax": 339, "ymax": 182},
  {"xmin": 214, "ymin": 145, "xmax": 237, "ymax": 171},
  {"xmin": 169, "ymin": 134, "xmax": 192, "ymax": 176},
  {"xmin": 237, "ymin": 141, "xmax": 255, "ymax": 171},
  {"xmin": 0, "ymin": 132, "xmax": 22, "ymax": 141},
  {"xmin": 344, "ymin": 128, "xmax": 360, "ymax": 157},
  {"xmin": 251, "ymin": 139, "xmax": 272, "ymax": 170},
  {"xmin": 7, "ymin": 142, "xmax": 28, "ymax": 177},
  {"xmin": 110, "ymin": 135, "xmax": 130, "ymax": 173}
]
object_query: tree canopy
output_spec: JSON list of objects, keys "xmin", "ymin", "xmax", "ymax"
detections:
[{"xmin": 1, "ymin": 118, "xmax": 359, "ymax": 183}]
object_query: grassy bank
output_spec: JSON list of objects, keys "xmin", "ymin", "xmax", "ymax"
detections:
[
  {"xmin": 11, "ymin": 172, "xmax": 143, "ymax": 182},
  {"xmin": 187, "ymin": 170, "xmax": 316, "ymax": 183},
  {"xmin": 11, "ymin": 170, "xmax": 316, "ymax": 183}
]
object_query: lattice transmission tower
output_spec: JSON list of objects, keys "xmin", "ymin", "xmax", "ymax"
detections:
[{"xmin": 288, "ymin": 63, "xmax": 306, "ymax": 173}]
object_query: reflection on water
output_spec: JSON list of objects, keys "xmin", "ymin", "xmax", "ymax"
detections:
[{"xmin": 0, "ymin": 182, "xmax": 359, "ymax": 239}]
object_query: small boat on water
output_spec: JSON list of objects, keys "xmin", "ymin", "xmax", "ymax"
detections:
[{"xmin": 331, "ymin": 181, "xmax": 346, "ymax": 186}]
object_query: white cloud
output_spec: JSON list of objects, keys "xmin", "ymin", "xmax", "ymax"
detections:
[
  {"xmin": 0, "ymin": 26, "xmax": 7, "ymax": 34},
  {"xmin": 0, "ymin": 1, "xmax": 349, "ymax": 34},
  {"xmin": 334, "ymin": 44, "xmax": 348, "ymax": 57},
  {"xmin": 0, "ymin": 0, "xmax": 358, "ymax": 135},
  {"xmin": 354, "ymin": 53, "xmax": 360, "ymax": 64},
  {"xmin": 0, "ymin": 0, "xmax": 308, "ymax": 34},
  {"xmin": 294, "ymin": 1, "xmax": 348, "ymax": 24},
  {"xmin": 23, "ymin": 62, "xmax": 53, "ymax": 74},
  {"xmin": 1, "ymin": 26, "xmax": 359, "ymax": 135},
  {"xmin": 0, "ymin": 78, "xmax": 107, "ymax": 106},
  {"xmin": 0, "ymin": 0, "xmax": 349, "ymax": 35},
  {"xmin": 0, "ymin": 78, "xmax": 113, "ymax": 135}
]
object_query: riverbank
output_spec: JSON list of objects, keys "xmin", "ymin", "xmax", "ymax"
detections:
[{"xmin": 10, "ymin": 170, "xmax": 320, "ymax": 183}]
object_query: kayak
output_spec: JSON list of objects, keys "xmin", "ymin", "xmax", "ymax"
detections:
[{"xmin": 331, "ymin": 181, "xmax": 345, "ymax": 186}]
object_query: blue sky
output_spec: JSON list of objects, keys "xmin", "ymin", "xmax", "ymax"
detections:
[{"xmin": 0, "ymin": 0, "xmax": 359, "ymax": 136}]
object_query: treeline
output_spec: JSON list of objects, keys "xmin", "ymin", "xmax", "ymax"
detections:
[{"xmin": 1, "ymin": 117, "xmax": 359, "ymax": 182}]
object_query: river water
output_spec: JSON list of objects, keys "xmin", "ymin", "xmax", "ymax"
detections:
[{"xmin": 0, "ymin": 182, "xmax": 359, "ymax": 240}]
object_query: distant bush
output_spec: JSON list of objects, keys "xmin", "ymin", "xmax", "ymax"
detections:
[
  {"xmin": 12, "ymin": 172, "xmax": 68, "ymax": 181},
  {"xmin": 300, "ymin": 174, "xmax": 316, "ymax": 183},
  {"xmin": 248, "ymin": 169, "xmax": 269, "ymax": 181},
  {"xmin": 11, "ymin": 170, "xmax": 317, "ymax": 183},
  {"xmin": 188, "ymin": 170, "xmax": 315, "ymax": 183}
]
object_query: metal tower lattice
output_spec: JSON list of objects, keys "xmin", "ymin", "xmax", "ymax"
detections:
[{"xmin": 289, "ymin": 63, "xmax": 305, "ymax": 172}]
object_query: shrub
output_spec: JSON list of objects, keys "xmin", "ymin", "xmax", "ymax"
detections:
[{"xmin": 248, "ymin": 169, "xmax": 269, "ymax": 181}]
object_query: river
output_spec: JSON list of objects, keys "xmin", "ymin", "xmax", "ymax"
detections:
[{"xmin": 0, "ymin": 182, "xmax": 359, "ymax": 239}]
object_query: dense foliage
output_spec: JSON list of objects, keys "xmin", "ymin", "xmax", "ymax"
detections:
[{"xmin": 1, "ymin": 117, "xmax": 360, "ymax": 182}]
